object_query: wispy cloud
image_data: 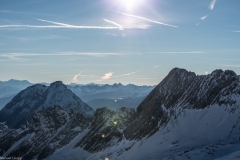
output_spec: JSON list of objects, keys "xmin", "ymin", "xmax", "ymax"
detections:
[
  {"xmin": 2, "ymin": 35, "xmax": 67, "ymax": 42},
  {"xmin": 4, "ymin": 36, "xmax": 31, "ymax": 41},
  {"xmin": 103, "ymin": 19, "xmax": 123, "ymax": 30},
  {"xmin": 107, "ymin": 33, "xmax": 117, "ymax": 36},
  {"xmin": 200, "ymin": 15, "xmax": 208, "ymax": 20},
  {"xmin": 0, "ymin": 10, "xmax": 53, "ymax": 16},
  {"xmin": 72, "ymin": 72, "xmax": 98, "ymax": 82},
  {"xmin": 135, "ymin": 77, "xmax": 156, "ymax": 80},
  {"xmin": 114, "ymin": 10, "xmax": 178, "ymax": 28},
  {"xmin": 1, "ymin": 55, "xmax": 28, "ymax": 61},
  {"xmin": 113, "ymin": 72, "xmax": 136, "ymax": 78},
  {"xmin": 196, "ymin": 23, "xmax": 200, "ymax": 26},
  {"xmin": 223, "ymin": 64, "xmax": 240, "ymax": 68},
  {"xmin": 60, "ymin": 59, "xmax": 77, "ymax": 62},
  {"xmin": 209, "ymin": 0, "xmax": 217, "ymax": 10},
  {"xmin": 0, "ymin": 10, "xmax": 22, "ymax": 14},
  {"xmin": 0, "ymin": 51, "xmax": 205, "ymax": 61},
  {"xmin": 153, "ymin": 51, "xmax": 205, "ymax": 54},
  {"xmin": 72, "ymin": 72, "xmax": 82, "ymax": 82},
  {"xmin": 0, "ymin": 52, "xmax": 124, "ymax": 60},
  {"xmin": 57, "ymin": 52, "xmax": 124, "ymax": 57},
  {"xmin": 231, "ymin": 31, "xmax": 240, "ymax": 33},
  {"xmin": 97, "ymin": 71, "xmax": 136, "ymax": 81},
  {"xmin": 101, "ymin": 72, "xmax": 114, "ymax": 80}
]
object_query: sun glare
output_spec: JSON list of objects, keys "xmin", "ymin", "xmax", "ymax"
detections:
[{"xmin": 120, "ymin": 0, "xmax": 142, "ymax": 10}]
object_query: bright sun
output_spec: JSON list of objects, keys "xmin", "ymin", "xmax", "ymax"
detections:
[{"xmin": 120, "ymin": 0, "xmax": 142, "ymax": 10}]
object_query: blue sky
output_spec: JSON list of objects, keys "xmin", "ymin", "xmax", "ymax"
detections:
[{"xmin": 0, "ymin": 0, "xmax": 240, "ymax": 85}]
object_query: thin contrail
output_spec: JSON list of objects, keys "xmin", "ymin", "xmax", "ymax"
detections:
[
  {"xmin": 103, "ymin": 19, "xmax": 123, "ymax": 30},
  {"xmin": 36, "ymin": 19, "xmax": 73, "ymax": 26},
  {"xmin": 107, "ymin": 33, "xmax": 117, "ymax": 36},
  {"xmin": 0, "ymin": 25, "xmax": 120, "ymax": 29},
  {"xmin": 0, "ymin": 18, "xmax": 147, "ymax": 30},
  {"xmin": 113, "ymin": 72, "xmax": 136, "ymax": 77},
  {"xmin": 114, "ymin": 10, "xmax": 178, "ymax": 28}
]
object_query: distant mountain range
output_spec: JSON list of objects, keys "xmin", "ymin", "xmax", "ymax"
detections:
[
  {"xmin": 67, "ymin": 83, "xmax": 154, "ymax": 110},
  {"xmin": 1, "ymin": 68, "xmax": 240, "ymax": 159},
  {"xmin": 0, "ymin": 80, "xmax": 154, "ymax": 110},
  {"xmin": 0, "ymin": 79, "xmax": 32, "ymax": 98}
]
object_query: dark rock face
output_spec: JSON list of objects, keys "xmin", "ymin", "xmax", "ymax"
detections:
[
  {"xmin": 123, "ymin": 68, "xmax": 240, "ymax": 140},
  {"xmin": 0, "ymin": 84, "xmax": 47, "ymax": 129},
  {"xmin": 0, "ymin": 81, "xmax": 94, "ymax": 128},
  {"xmin": 0, "ymin": 106, "xmax": 135, "ymax": 159},
  {"xmin": 178, "ymin": 69, "xmax": 238, "ymax": 109},
  {"xmin": 37, "ymin": 108, "xmax": 91, "ymax": 159},
  {"xmin": 75, "ymin": 107, "xmax": 136, "ymax": 153},
  {"xmin": 0, "ymin": 106, "xmax": 91, "ymax": 160},
  {"xmin": 149, "ymin": 68, "xmax": 197, "ymax": 110}
]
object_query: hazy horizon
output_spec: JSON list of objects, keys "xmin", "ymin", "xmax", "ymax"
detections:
[
  {"xmin": 0, "ymin": 66, "xmax": 238, "ymax": 86},
  {"xmin": 0, "ymin": 78, "xmax": 156, "ymax": 86}
]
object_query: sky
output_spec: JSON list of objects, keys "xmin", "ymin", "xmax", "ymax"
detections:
[{"xmin": 0, "ymin": 0, "xmax": 240, "ymax": 85}]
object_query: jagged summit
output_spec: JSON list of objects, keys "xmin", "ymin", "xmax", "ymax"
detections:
[
  {"xmin": 0, "ymin": 81, "xmax": 94, "ymax": 128},
  {"xmin": 169, "ymin": 67, "xmax": 196, "ymax": 76},
  {"xmin": 169, "ymin": 67, "xmax": 237, "ymax": 77},
  {"xmin": 210, "ymin": 69, "xmax": 237, "ymax": 78},
  {"xmin": 50, "ymin": 81, "xmax": 64, "ymax": 87}
]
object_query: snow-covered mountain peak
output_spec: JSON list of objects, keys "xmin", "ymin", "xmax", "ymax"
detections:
[{"xmin": 0, "ymin": 81, "xmax": 94, "ymax": 128}]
